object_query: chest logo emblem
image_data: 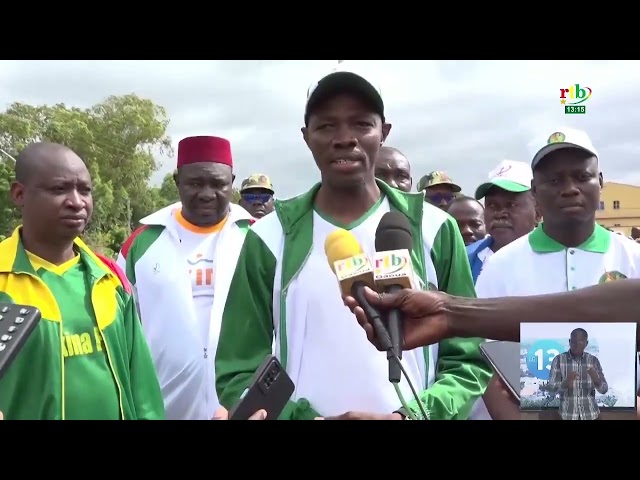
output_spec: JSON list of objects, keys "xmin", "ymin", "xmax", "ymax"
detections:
[{"xmin": 598, "ymin": 270, "xmax": 627, "ymax": 283}]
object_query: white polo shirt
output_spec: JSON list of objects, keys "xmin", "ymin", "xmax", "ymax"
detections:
[{"xmin": 472, "ymin": 223, "xmax": 640, "ymax": 419}]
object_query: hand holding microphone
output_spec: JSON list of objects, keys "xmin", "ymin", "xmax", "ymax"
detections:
[
  {"xmin": 325, "ymin": 213, "xmax": 427, "ymax": 383},
  {"xmin": 325, "ymin": 223, "xmax": 432, "ymax": 420},
  {"xmin": 373, "ymin": 212, "xmax": 415, "ymax": 383},
  {"xmin": 343, "ymin": 286, "xmax": 451, "ymax": 351},
  {"xmin": 324, "ymin": 229, "xmax": 393, "ymax": 352}
]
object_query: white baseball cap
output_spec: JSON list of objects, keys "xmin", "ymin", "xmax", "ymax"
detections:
[
  {"xmin": 475, "ymin": 160, "xmax": 533, "ymax": 200},
  {"xmin": 529, "ymin": 127, "xmax": 599, "ymax": 170},
  {"xmin": 304, "ymin": 64, "xmax": 384, "ymax": 125}
]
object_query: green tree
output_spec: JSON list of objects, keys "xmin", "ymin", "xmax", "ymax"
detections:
[
  {"xmin": 231, "ymin": 187, "xmax": 241, "ymax": 204},
  {"xmin": 0, "ymin": 94, "xmax": 174, "ymax": 257},
  {"xmin": 158, "ymin": 171, "xmax": 179, "ymax": 204},
  {"xmin": 0, "ymin": 154, "xmax": 20, "ymax": 237}
]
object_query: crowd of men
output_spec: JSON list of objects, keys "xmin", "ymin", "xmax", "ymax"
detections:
[{"xmin": 1, "ymin": 64, "xmax": 639, "ymax": 420}]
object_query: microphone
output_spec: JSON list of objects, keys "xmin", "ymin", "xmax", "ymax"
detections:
[
  {"xmin": 324, "ymin": 229, "xmax": 392, "ymax": 352},
  {"xmin": 374, "ymin": 211, "xmax": 415, "ymax": 384}
]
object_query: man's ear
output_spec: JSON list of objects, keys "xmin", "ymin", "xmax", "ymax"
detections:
[
  {"xmin": 301, "ymin": 127, "xmax": 310, "ymax": 148},
  {"xmin": 529, "ymin": 186, "xmax": 542, "ymax": 223},
  {"xmin": 535, "ymin": 207, "xmax": 543, "ymax": 224},
  {"xmin": 173, "ymin": 169, "xmax": 179, "ymax": 187},
  {"xmin": 599, "ymin": 172, "xmax": 604, "ymax": 189},
  {"xmin": 10, "ymin": 181, "xmax": 24, "ymax": 209},
  {"xmin": 232, "ymin": 173, "xmax": 236, "ymax": 183},
  {"xmin": 382, "ymin": 123, "xmax": 392, "ymax": 143}
]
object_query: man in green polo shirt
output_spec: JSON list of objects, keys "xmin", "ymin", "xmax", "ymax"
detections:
[
  {"xmin": 467, "ymin": 159, "xmax": 539, "ymax": 420},
  {"xmin": 474, "ymin": 127, "xmax": 640, "ymax": 419}
]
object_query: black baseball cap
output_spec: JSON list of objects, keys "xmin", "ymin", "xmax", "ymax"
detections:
[{"xmin": 304, "ymin": 67, "xmax": 384, "ymax": 126}]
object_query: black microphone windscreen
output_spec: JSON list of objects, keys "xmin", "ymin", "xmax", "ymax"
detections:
[{"xmin": 375, "ymin": 211, "xmax": 413, "ymax": 252}]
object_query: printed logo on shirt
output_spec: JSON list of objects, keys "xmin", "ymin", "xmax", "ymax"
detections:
[
  {"xmin": 62, "ymin": 327, "xmax": 105, "ymax": 359},
  {"xmin": 188, "ymin": 253, "xmax": 215, "ymax": 295},
  {"xmin": 598, "ymin": 271, "xmax": 627, "ymax": 283}
]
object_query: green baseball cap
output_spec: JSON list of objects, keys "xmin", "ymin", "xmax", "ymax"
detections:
[{"xmin": 474, "ymin": 160, "xmax": 532, "ymax": 200}]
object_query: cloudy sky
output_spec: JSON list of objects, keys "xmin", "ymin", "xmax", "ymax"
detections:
[{"xmin": 1, "ymin": 60, "xmax": 639, "ymax": 198}]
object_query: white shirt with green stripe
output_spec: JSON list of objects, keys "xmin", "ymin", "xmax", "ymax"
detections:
[
  {"xmin": 473, "ymin": 223, "xmax": 640, "ymax": 419},
  {"xmin": 116, "ymin": 202, "xmax": 254, "ymax": 420},
  {"xmin": 215, "ymin": 181, "xmax": 492, "ymax": 420}
]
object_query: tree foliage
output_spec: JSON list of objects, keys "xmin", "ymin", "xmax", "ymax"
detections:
[
  {"xmin": 232, "ymin": 188, "xmax": 241, "ymax": 204},
  {"xmin": 0, "ymin": 95, "xmax": 177, "ymax": 256},
  {"xmin": 0, "ymin": 95, "xmax": 246, "ymax": 255}
]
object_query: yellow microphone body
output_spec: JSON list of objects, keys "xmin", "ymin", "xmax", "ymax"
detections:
[
  {"xmin": 323, "ymin": 228, "xmax": 393, "ymax": 352},
  {"xmin": 324, "ymin": 229, "xmax": 376, "ymax": 297}
]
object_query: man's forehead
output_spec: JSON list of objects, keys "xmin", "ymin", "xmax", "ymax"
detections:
[
  {"xmin": 180, "ymin": 162, "xmax": 231, "ymax": 177},
  {"xmin": 376, "ymin": 160, "xmax": 408, "ymax": 172},
  {"xmin": 449, "ymin": 200, "xmax": 483, "ymax": 215},
  {"xmin": 29, "ymin": 147, "xmax": 81, "ymax": 166},
  {"xmin": 377, "ymin": 152, "xmax": 408, "ymax": 168},
  {"xmin": 32, "ymin": 155, "xmax": 88, "ymax": 178}
]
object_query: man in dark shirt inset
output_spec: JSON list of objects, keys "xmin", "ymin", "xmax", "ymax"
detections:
[{"xmin": 547, "ymin": 328, "xmax": 608, "ymax": 420}]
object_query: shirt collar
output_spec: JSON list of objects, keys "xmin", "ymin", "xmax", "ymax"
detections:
[
  {"xmin": 528, "ymin": 223, "xmax": 610, "ymax": 254},
  {"xmin": 567, "ymin": 350, "xmax": 588, "ymax": 361}
]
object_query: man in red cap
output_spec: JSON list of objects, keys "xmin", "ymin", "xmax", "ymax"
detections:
[{"xmin": 117, "ymin": 135, "xmax": 254, "ymax": 420}]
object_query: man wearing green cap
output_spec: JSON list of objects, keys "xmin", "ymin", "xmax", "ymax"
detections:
[
  {"xmin": 467, "ymin": 160, "xmax": 540, "ymax": 283},
  {"xmin": 417, "ymin": 171, "xmax": 461, "ymax": 210},
  {"xmin": 466, "ymin": 159, "xmax": 539, "ymax": 420},
  {"xmin": 238, "ymin": 174, "xmax": 275, "ymax": 219}
]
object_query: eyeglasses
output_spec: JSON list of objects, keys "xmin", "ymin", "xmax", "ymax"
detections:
[
  {"xmin": 424, "ymin": 192, "xmax": 454, "ymax": 204},
  {"xmin": 242, "ymin": 193, "xmax": 273, "ymax": 204}
]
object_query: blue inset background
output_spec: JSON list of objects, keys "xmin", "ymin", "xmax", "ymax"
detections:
[{"xmin": 520, "ymin": 323, "xmax": 637, "ymax": 411}]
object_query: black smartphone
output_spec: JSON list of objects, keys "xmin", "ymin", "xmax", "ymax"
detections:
[
  {"xmin": 480, "ymin": 341, "xmax": 521, "ymax": 401},
  {"xmin": 0, "ymin": 304, "xmax": 42, "ymax": 380},
  {"xmin": 228, "ymin": 354, "xmax": 295, "ymax": 420}
]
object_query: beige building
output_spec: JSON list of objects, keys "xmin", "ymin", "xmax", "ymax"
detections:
[{"xmin": 596, "ymin": 182, "xmax": 640, "ymax": 236}]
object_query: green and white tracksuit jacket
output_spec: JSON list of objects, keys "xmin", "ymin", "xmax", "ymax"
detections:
[{"xmin": 216, "ymin": 180, "xmax": 491, "ymax": 420}]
